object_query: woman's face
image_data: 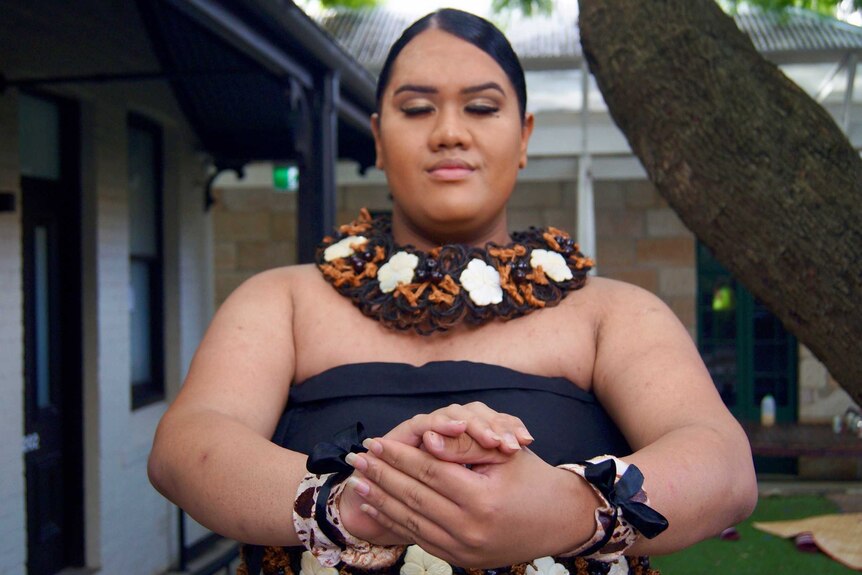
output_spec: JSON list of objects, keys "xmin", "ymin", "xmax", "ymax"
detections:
[{"xmin": 372, "ymin": 28, "xmax": 534, "ymax": 246}]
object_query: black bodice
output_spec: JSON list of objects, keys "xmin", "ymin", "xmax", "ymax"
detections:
[{"xmin": 274, "ymin": 361, "xmax": 630, "ymax": 464}]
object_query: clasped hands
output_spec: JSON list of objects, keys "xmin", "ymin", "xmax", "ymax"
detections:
[{"xmin": 337, "ymin": 403, "xmax": 597, "ymax": 568}]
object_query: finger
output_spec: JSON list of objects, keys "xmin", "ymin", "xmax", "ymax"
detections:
[
  {"xmin": 360, "ymin": 438, "xmax": 481, "ymax": 506},
  {"xmin": 383, "ymin": 412, "xmax": 468, "ymax": 447},
  {"xmin": 348, "ymin": 451, "xmax": 467, "ymax": 551},
  {"xmin": 358, "ymin": 502, "xmax": 462, "ymax": 565},
  {"xmin": 422, "ymin": 431, "xmax": 513, "ymax": 464},
  {"xmin": 461, "ymin": 402, "xmax": 533, "ymax": 451},
  {"xmin": 340, "ymin": 476, "xmax": 408, "ymax": 546}
]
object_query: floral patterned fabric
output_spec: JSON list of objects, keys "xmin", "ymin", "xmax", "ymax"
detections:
[{"xmin": 237, "ymin": 545, "xmax": 659, "ymax": 575}]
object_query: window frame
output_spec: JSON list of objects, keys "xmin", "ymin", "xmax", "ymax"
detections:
[{"xmin": 127, "ymin": 113, "xmax": 165, "ymax": 409}]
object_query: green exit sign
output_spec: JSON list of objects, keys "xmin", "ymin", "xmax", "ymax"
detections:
[{"xmin": 273, "ymin": 165, "xmax": 298, "ymax": 191}]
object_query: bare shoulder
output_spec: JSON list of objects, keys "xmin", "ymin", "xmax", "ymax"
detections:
[
  {"xmin": 217, "ymin": 263, "xmax": 320, "ymax": 313},
  {"xmin": 172, "ymin": 264, "xmax": 322, "ymax": 436},
  {"xmin": 582, "ymin": 275, "xmax": 666, "ymax": 305}
]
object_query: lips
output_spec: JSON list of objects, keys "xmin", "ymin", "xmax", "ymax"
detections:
[{"xmin": 427, "ymin": 159, "xmax": 475, "ymax": 181}]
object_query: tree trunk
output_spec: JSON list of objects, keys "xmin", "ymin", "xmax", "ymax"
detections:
[{"xmin": 578, "ymin": 0, "xmax": 862, "ymax": 405}]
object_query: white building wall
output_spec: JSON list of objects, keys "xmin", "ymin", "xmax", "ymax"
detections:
[
  {"xmin": 84, "ymin": 99, "xmax": 211, "ymax": 574},
  {"xmin": 0, "ymin": 91, "xmax": 26, "ymax": 575},
  {"xmin": 0, "ymin": 3, "xmax": 215, "ymax": 572}
]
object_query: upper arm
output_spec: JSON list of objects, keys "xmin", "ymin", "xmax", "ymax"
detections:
[
  {"xmin": 166, "ymin": 267, "xmax": 297, "ymax": 438},
  {"xmin": 591, "ymin": 280, "xmax": 736, "ymax": 451}
]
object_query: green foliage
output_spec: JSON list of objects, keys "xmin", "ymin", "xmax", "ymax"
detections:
[
  {"xmin": 491, "ymin": 0, "xmax": 553, "ymax": 16},
  {"xmin": 319, "ymin": 0, "xmax": 378, "ymax": 8}
]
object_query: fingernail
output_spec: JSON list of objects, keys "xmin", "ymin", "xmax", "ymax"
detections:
[
  {"xmin": 362, "ymin": 438, "xmax": 383, "ymax": 455},
  {"xmin": 504, "ymin": 433, "xmax": 521, "ymax": 450},
  {"xmin": 487, "ymin": 429, "xmax": 503, "ymax": 442},
  {"xmin": 450, "ymin": 419, "xmax": 467, "ymax": 426},
  {"xmin": 427, "ymin": 431, "xmax": 444, "ymax": 451},
  {"xmin": 347, "ymin": 476, "xmax": 370, "ymax": 496},
  {"xmin": 518, "ymin": 427, "xmax": 534, "ymax": 441},
  {"xmin": 345, "ymin": 452, "xmax": 367, "ymax": 471}
]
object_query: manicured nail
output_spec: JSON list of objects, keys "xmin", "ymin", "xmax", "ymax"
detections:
[
  {"xmin": 345, "ymin": 452, "xmax": 367, "ymax": 471},
  {"xmin": 503, "ymin": 433, "xmax": 521, "ymax": 450},
  {"xmin": 518, "ymin": 427, "xmax": 534, "ymax": 441},
  {"xmin": 487, "ymin": 429, "xmax": 503, "ymax": 442},
  {"xmin": 347, "ymin": 476, "xmax": 370, "ymax": 496},
  {"xmin": 427, "ymin": 431, "xmax": 444, "ymax": 451},
  {"xmin": 362, "ymin": 438, "xmax": 383, "ymax": 455}
]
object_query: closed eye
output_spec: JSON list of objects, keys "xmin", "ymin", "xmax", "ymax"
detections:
[
  {"xmin": 402, "ymin": 105, "xmax": 434, "ymax": 117},
  {"xmin": 466, "ymin": 104, "xmax": 500, "ymax": 116}
]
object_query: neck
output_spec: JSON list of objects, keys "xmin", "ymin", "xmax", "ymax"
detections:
[{"xmin": 391, "ymin": 210, "xmax": 512, "ymax": 250}]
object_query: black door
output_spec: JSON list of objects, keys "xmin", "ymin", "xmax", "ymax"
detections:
[{"xmin": 21, "ymin": 93, "xmax": 84, "ymax": 575}]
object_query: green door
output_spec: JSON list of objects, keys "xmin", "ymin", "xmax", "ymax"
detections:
[{"xmin": 697, "ymin": 243, "xmax": 798, "ymax": 473}]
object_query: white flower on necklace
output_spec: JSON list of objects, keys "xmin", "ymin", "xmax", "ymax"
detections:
[
  {"xmin": 607, "ymin": 558, "xmax": 630, "ymax": 575},
  {"xmin": 377, "ymin": 251, "xmax": 419, "ymax": 293},
  {"xmin": 530, "ymin": 249, "xmax": 573, "ymax": 282},
  {"xmin": 323, "ymin": 235, "xmax": 368, "ymax": 262},
  {"xmin": 525, "ymin": 556, "xmax": 569, "ymax": 575},
  {"xmin": 400, "ymin": 545, "xmax": 453, "ymax": 575},
  {"xmin": 300, "ymin": 551, "xmax": 339, "ymax": 575},
  {"xmin": 459, "ymin": 258, "xmax": 503, "ymax": 306}
]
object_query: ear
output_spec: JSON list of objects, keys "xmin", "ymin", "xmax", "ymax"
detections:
[
  {"xmin": 518, "ymin": 113, "xmax": 535, "ymax": 169},
  {"xmin": 371, "ymin": 113, "xmax": 384, "ymax": 171}
]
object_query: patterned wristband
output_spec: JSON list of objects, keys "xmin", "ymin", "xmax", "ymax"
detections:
[
  {"xmin": 558, "ymin": 455, "xmax": 668, "ymax": 562},
  {"xmin": 293, "ymin": 472, "xmax": 404, "ymax": 568},
  {"xmin": 293, "ymin": 471, "xmax": 345, "ymax": 567}
]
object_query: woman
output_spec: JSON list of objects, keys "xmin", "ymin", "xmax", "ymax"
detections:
[{"xmin": 148, "ymin": 9, "xmax": 757, "ymax": 575}]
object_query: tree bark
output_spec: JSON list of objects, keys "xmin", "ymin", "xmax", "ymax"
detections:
[{"xmin": 578, "ymin": 0, "xmax": 862, "ymax": 405}]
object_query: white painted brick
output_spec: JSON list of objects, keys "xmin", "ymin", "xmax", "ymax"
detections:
[
  {"xmin": 0, "ymin": 92, "xmax": 26, "ymax": 575},
  {"xmin": 0, "ymin": 5, "xmax": 220, "ymax": 572}
]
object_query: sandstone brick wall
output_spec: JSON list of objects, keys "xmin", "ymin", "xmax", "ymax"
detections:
[
  {"xmin": 213, "ymin": 175, "xmax": 584, "ymax": 306},
  {"xmin": 213, "ymin": 187, "xmax": 298, "ymax": 304},
  {"xmin": 594, "ymin": 179, "xmax": 696, "ymax": 336},
  {"xmin": 213, "ymin": 169, "xmax": 696, "ymax": 337}
]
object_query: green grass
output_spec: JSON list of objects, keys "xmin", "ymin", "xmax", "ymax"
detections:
[{"xmin": 651, "ymin": 495, "xmax": 858, "ymax": 574}]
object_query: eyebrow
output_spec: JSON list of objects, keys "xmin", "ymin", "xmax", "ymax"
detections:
[{"xmin": 392, "ymin": 81, "xmax": 507, "ymax": 97}]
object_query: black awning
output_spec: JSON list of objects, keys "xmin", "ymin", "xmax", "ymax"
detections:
[{"xmin": 136, "ymin": 0, "xmax": 376, "ymax": 169}]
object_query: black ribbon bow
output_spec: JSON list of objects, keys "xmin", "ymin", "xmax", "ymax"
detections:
[
  {"xmin": 305, "ymin": 422, "xmax": 369, "ymax": 549},
  {"xmin": 583, "ymin": 458, "xmax": 669, "ymax": 539},
  {"xmin": 307, "ymin": 422, "xmax": 369, "ymax": 474}
]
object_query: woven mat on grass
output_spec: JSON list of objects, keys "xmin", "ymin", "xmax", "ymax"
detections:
[{"xmin": 754, "ymin": 513, "xmax": 862, "ymax": 570}]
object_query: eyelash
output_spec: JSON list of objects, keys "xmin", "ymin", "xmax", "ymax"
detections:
[
  {"xmin": 402, "ymin": 106, "xmax": 433, "ymax": 116},
  {"xmin": 467, "ymin": 105, "xmax": 499, "ymax": 116},
  {"xmin": 401, "ymin": 105, "xmax": 500, "ymax": 117}
]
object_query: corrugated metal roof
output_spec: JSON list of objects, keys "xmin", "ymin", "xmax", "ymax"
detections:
[
  {"xmin": 311, "ymin": 7, "xmax": 862, "ymax": 74},
  {"xmin": 310, "ymin": 8, "xmax": 413, "ymax": 73},
  {"xmin": 736, "ymin": 9, "xmax": 862, "ymax": 55}
]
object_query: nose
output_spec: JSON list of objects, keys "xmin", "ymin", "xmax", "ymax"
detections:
[{"xmin": 429, "ymin": 106, "xmax": 471, "ymax": 150}]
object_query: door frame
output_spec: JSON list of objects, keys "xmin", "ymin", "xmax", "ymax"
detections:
[{"xmin": 21, "ymin": 90, "xmax": 84, "ymax": 574}]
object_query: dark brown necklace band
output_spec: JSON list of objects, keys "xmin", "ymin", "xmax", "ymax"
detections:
[{"xmin": 316, "ymin": 209, "xmax": 594, "ymax": 335}]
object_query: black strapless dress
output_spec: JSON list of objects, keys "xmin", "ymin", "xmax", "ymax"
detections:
[
  {"xmin": 275, "ymin": 361, "xmax": 631, "ymax": 464},
  {"xmin": 239, "ymin": 361, "xmax": 654, "ymax": 575}
]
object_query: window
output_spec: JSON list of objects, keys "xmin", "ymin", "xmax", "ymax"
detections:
[
  {"xmin": 696, "ymin": 242, "xmax": 797, "ymax": 423},
  {"xmin": 128, "ymin": 115, "xmax": 164, "ymax": 408}
]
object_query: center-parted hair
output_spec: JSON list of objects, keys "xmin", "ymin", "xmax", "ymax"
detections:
[{"xmin": 375, "ymin": 8, "xmax": 528, "ymax": 121}]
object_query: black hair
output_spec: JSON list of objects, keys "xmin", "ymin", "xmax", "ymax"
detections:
[{"xmin": 375, "ymin": 8, "xmax": 527, "ymax": 120}]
